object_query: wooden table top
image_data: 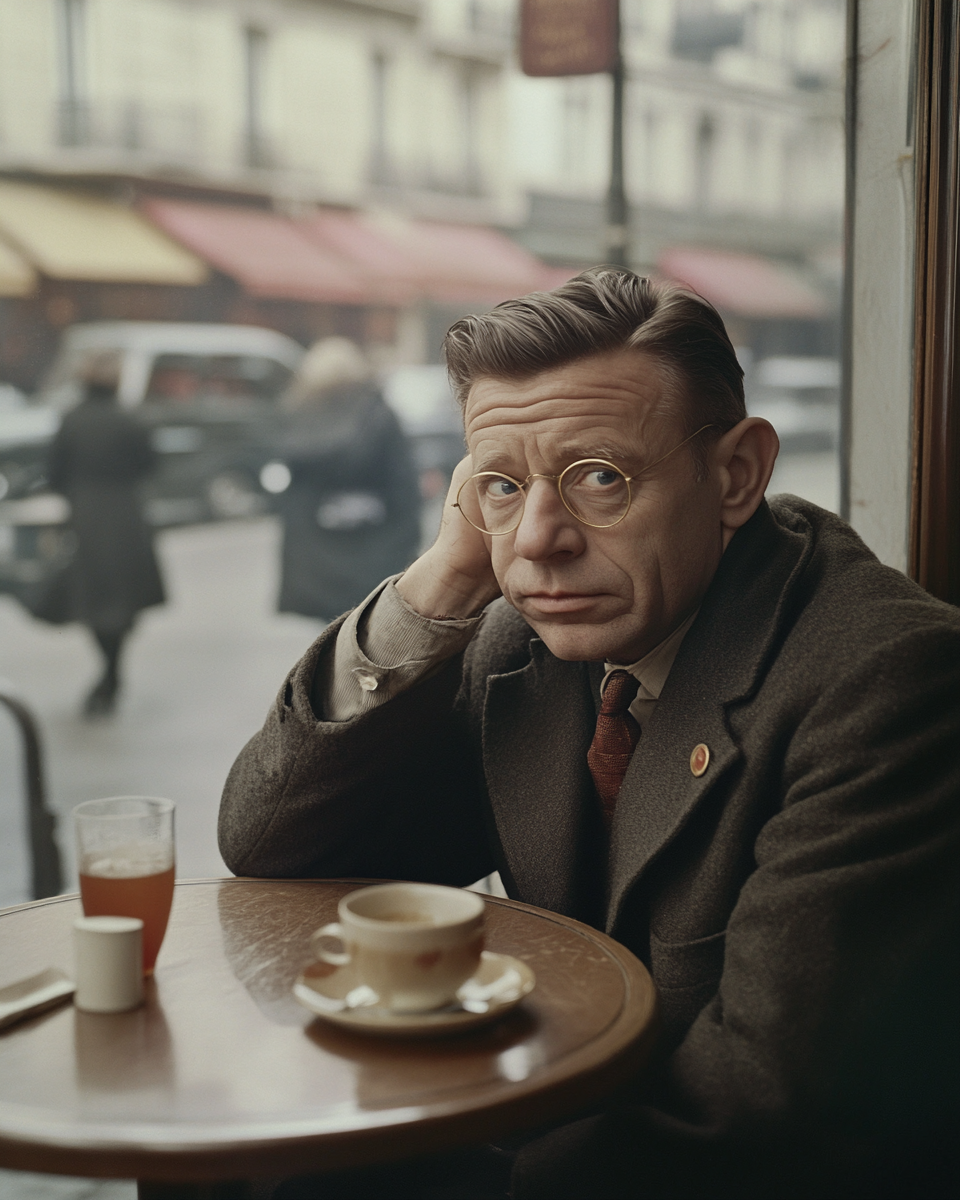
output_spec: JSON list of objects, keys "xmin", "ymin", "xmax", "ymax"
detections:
[{"xmin": 0, "ymin": 878, "xmax": 658, "ymax": 1183}]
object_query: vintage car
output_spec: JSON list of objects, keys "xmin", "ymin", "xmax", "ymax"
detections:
[{"xmin": 744, "ymin": 355, "xmax": 840, "ymax": 453}]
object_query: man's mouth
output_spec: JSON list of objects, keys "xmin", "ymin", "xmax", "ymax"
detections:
[{"xmin": 521, "ymin": 591, "xmax": 605, "ymax": 614}]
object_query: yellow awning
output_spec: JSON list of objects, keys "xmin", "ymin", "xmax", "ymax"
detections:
[
  {"xmin": 0, "ymin": 181, "xmax": 208, "ymax": 285},
  {"xmin": 0, "ymin": 235, "xmax": 35, "ymax": 296}
]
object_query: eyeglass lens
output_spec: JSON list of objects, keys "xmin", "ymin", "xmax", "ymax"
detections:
[{"xmin": 457, "ymin": 462, "xmax": 631, "ymax": 533}]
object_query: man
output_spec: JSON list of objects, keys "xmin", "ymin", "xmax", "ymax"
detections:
[{"xmin": 220, "ymin": 270, "xmax": 959, "ymax": 1198}]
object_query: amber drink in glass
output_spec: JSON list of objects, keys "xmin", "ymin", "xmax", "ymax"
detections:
[{"xmin": 74, "ymin": 797, "xmax": 175, "ymax": 974}]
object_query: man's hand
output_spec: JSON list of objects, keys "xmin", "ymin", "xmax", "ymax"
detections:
[{"xmin": 396, "ymin": 457, "xmax": 502, "ymax": 619}]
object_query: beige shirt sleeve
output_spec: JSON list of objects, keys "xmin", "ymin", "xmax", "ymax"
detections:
[{"xmin": 315, "ymin": 575, "xmax": 484, "ymax": 721}]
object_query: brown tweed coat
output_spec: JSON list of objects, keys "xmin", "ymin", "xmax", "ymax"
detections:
[{"xmin": 220, "ymin": 496, "xmax": 960, "ymax": 1198}]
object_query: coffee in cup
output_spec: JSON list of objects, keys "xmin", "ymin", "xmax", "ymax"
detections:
[{"xmin": 311, "ymin": 883, "xmax": 485, "ymax": 1012}]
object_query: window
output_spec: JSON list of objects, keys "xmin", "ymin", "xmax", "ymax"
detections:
[
  {"xmin": 243, "ymin": 26, "xmax": 270, "ymax": 169},
  {"xmin": 562, "ymin": 80, "xmax": 591, "ymax": 180},
  {"xmin": 694, "ymin": 112, "xmax": 715, "ymax": 210},
  {"xmin": 145, "ymin": 355, "xmax": 292, "ymax": 406},
  {"xmin": 369, "ymin": 52, "xmax": 392, "ymax": 186},
  {"xmin": 460, "ymin": 68, "xmax": 481, "ymax": 193},
  {"xmin": 56, "ymin": 0, "xmax": 87, "ymax": 146}
]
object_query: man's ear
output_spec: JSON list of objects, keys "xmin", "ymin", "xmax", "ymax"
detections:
[{"xmin": 714, "ymin": 418, "xmax": 779, "ymax": 544}]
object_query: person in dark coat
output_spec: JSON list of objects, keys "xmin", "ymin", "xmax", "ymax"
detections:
[
  {"xmin": 273, "ymin": 338, "xmax": 421, "ymax": 622},
  {"xmin": 45, "ymin": 352, "xmax": 165, "ymax": 716}
]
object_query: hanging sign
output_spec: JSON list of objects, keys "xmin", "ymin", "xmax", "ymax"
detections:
[{"xmin": 520, "ymin": 0, "xmax": 619, "ymax": 77}]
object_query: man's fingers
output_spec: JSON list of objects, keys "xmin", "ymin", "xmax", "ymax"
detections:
[{"xmin": 446, "ymin": 455, "xmax": 475, "ymax": 501}]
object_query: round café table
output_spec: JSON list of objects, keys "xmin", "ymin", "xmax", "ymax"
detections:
[{"xmin": 0, "ymin": 878, "xmax": 658, "ymax": 1197}]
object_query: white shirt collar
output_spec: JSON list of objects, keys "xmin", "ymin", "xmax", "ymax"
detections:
[{"xmin": 601, "ymin": 609, "xmax": 699, "ymax": 702}]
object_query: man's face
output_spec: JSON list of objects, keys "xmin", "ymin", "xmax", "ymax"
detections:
[{"xmin": 462, "ymin": 349, "xmax": 728, "ymax": 663}]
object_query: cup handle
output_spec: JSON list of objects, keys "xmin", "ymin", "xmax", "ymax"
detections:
[{"xmin": 312, "ymin": 923, "xmax": 350, "ymax": 966}]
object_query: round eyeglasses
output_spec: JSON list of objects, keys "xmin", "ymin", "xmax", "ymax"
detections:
[{"xmin": 454, "ymin": 425, "xmax": 714, "ymax": 535}]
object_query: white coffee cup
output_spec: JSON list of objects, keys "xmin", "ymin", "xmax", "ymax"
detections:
[{"xmin": 312, "ymin": 883, "xmax": 485, "ymax": 1012}]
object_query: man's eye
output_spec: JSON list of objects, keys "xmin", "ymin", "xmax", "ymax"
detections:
[
  {"xmin": 483, "ymin": 477, "xmax": 520, "ymax": 500},
  {"xmin": 583, "ymin": 468, "xmax": 622, "ymax": 489}
]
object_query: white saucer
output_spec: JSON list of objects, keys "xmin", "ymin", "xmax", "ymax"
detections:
[{"xmin": 293, "ymin": 950, "xmax": 535, "ymax": 1037}]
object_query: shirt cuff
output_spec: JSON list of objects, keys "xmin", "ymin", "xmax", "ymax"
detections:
[{"xmin": 320, "ymin": 575, "xmax": 483, "ymax": 722}]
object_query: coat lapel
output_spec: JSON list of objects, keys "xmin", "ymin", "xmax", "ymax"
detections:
[
  {"xmin": 606, "ymin": 499, "xmax": 816, "ymax": 932},
  {"xmin": 482, "ymin": 641, "xmax": 603, "ymax": 923},
  {"xmin": 606, "ymin": 659, "xmax": 740, "ymax": 933}
]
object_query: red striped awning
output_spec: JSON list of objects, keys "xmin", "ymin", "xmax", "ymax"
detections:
[
  {"xmin": 142, "ymin": 199, "xmax": 369, "ymax": 305},
  {"xmin": 658, "ymin": 247, "xmax": 828, "ymax": 319},
  {"xmin": 143, "ymin": 199, "xmax": 566, "ymax": 309},
  {"xmin": 302, "ymin": 210, "xmax": 558, "ymax": 306}
]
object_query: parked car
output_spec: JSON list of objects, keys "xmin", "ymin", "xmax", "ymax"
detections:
[
  {"xmin": 0, "ymin": 321, "xmax": 303, "ymax": 605},
  {"xmin": 745, "ymin": 356, "xmax": 840, "ymax": 453}
]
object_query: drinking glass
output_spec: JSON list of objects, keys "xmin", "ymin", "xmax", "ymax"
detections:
[{"xmin": 74, "ymin": 797, "xmax": 175, "ymax": 975}]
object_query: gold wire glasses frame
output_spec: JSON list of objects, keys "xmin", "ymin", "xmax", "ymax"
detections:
[{"xmin": 454, "ymin": 424, "xmax": 716, "ymax": 535}]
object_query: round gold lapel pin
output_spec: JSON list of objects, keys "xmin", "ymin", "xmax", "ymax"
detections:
[{"xmin": 690, "ymin": 743, "xmax": 710, "ymax": 777}]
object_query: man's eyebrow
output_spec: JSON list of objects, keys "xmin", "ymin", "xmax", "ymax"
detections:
[
  {"xmin": 553, "ymin": 441, "xmax": 638, "ymax": 464},
  {"xmin": 472, "ymin": 443, "xmax": 640, "ymax": 475},
  {"xmin": 471, "ymin": 453, "xmax": 516, "ymax": 474}
]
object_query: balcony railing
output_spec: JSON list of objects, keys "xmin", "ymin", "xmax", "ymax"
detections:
[{"xmin": 56, "ymin": 99, "xmax": 205, "ymax": 167}]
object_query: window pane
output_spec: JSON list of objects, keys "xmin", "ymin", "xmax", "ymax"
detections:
[{"xmin": 145, "ymin": 354, "xmax": 292, "ymax": 405}]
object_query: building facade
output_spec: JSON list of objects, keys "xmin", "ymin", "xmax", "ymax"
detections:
[
  {"xmin": 0, "ymin": 0, "xmax": 518, "ymax": 223},
  {"xmin": 510, "ymin": 0, "xmax": 844, "ymax": 271}
]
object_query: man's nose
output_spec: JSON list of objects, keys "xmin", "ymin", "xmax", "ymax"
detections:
[{"xmin": 512, "ymin": 478, "xmax": 585, "ymax": 560}]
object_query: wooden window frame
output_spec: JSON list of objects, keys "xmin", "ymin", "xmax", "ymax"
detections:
[{"xmin": 910, "ymin": 2, "xmax": 960, "ymax": 604}]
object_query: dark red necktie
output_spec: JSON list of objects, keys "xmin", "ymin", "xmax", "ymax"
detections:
[{"xmin": 587, "ymin": 670, "xmax": 641, "ymax": 827}]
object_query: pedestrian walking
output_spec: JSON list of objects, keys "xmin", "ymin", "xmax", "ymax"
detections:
[
  {"xmin": 41, "ymin": 352, "xmax": 165, "ymax": 716},
  {"xmin": 273, "ymin": 338, "xmax": 421, "ymax": 622}
]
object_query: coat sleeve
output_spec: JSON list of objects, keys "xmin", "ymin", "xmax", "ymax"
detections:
[
  {"xmin": 46, "ymin": 421, "xmax": 71, "ymax": 492},
  {"xmin": 121, "ymin": 414, "xmax": 156, "ymax": 480},
  {"xmin": 515, "ymin": 617, "xmax": 960, "ymax": 1199},
  {"xmin": 217, "ymin": 617, "xmax": 496, "ymax": 885}
]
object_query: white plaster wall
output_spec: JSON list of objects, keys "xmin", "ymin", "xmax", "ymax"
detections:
[
  {"xmin": 506, "ymin": 74, "xmax": 565, "ymax": 192},
  {"xmin": 663, "ymin": 100, "xmax": 699, "ymax": 208},
  {"xmin": 424, "ymin": 58, "xmax": 462, "ymax": 191},
  {"xmin": 272, "ymin": 23, "xmax": 369, "ymax": 201},
  {"xmin": 786, "ymin": 116, "xmax": 845, "ymax": 219},
  {"xmin": 392, "ymin": 46, "xmax": 432, "ymax": 187},
  {"xmin": 846, "ymin": 0, "xmax": 917, "ymax": 570},
  {"xmin": 0, "ymin": 0, "xmax": 58, "ymax": 154}
]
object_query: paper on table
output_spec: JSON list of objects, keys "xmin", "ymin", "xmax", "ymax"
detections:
[{"xmin": 0, "ymin": 967, "xmax": 75, "ymax": 1031}]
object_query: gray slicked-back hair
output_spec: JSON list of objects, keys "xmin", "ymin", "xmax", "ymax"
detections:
[{"xmin": 443, "ymin": 268, "xmax": 746, "ymax": 473}]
